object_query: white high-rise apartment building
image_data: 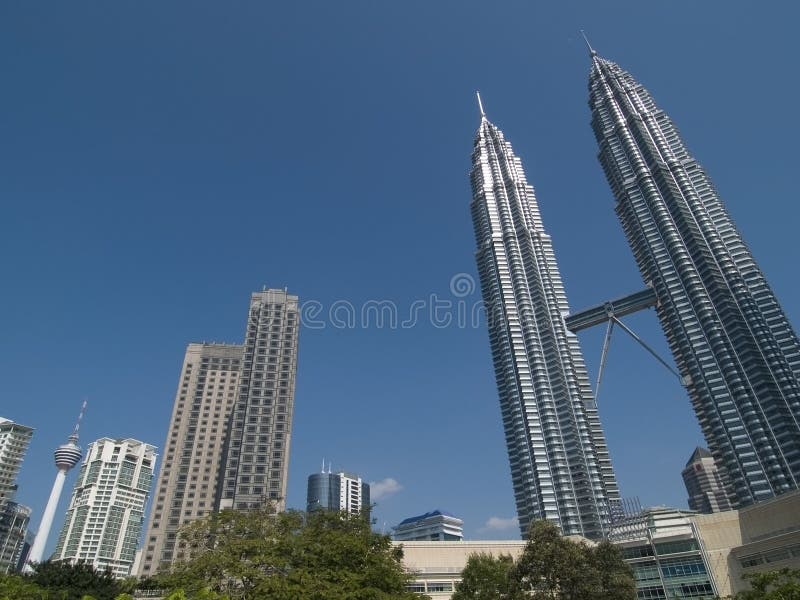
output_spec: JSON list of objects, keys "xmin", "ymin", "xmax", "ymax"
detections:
[
  {"xmin": 0, "ymin": 418, "xmax": 33, "ymax": 505},
  {"xmin": 138, "ymin": 342, "xmax": 242, "ymax": 576},
  {"xmin": 53, "ymin": 438, "xmax": 156, "ymax": 578},
  {"xmin": 0, "ymin": 417, "xmax": 33, "ymax": 573}
]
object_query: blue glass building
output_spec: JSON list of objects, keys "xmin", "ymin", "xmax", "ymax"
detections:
[{"xmin": 306, "ymin": 470, "xmax": 370, "ymax": 516}]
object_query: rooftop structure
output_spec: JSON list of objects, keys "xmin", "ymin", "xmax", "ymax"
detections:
[{"xmin": 393, "ymin": 510, "xmax": 463, "ymax": 542}]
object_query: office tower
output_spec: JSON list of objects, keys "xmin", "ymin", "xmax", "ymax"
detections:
[
  {"xmin": 0, "ymin": 502, "xmax": 31, "ymax": 574},
  {"xmin": 392, "ymin": 510, "xmax": 463, "ymax": 542},
  {"xmin": 469, "ymin": 96, "xmax": 619, "ymax": 539},
  {"xmin": 306, "ymin": 465, "xmax": 370, "ymax": 515},
  {"xmin": 138, "ymin": 342, "xmax": 243, "ymax": 576},
  {"xmin": 682, "ymin": 447, "xmax": 732, "ymax": 514},
  {"xmin": 53, "ymin": 438, "xmax": 156, "ymax": 578},
  {"xmin": 219, "ymin": 289, "xmax": 299, "ymax": 512},
  {"xmin": 26, "ymin": 404, "xmax": 85, "ymax": 567},
  {"xmin": 588, "ymin": 49, "xmax": 800, "ymax": 507},
  {"xmin": 0, "ymin": 418, "xmax": 33, "ymax": 505}
]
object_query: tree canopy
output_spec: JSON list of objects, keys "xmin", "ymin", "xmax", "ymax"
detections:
[
  {"xmin": 731, "ymin": 568, "xmax": 800, "ymax": 599},
  {"xmin": 451, "ymin": 553, "xmax": 520, "ymax": 600},
  {"xmin": 157, "ymin": 506, "xmax": 426, "ymax": 600},
  {"xmin": 454, "ymin": 520, "xmax": 635, "ymax": 600},
  {"xmin": 0, "ymin": 560, "xmax": 127, "ymax": 600}
]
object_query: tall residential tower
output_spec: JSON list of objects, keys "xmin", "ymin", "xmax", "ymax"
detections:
[
  {"xmin": 53, "ymin": 438, "xmax": 156, "ymax": 577},
  {"xmin": 139, "ymin": 288, "xmax": 299, "ymax": 575},
  {"xmin": 139, "ymin": 343, "xmax": 243, "ymax": 576},
  {"xmin": 0, "ymin": 417, "xmax": 34, "ymax": 573},
  {"xmin": 0, "ymin": 418, "xmax": 33, "ymax": 506},
  {"xmin": 588, "ymin": 51, "xmax": 800, "ymax": 507},
  {"xmin": 470, "ymin": 97, "xmax": 619, "ymax": 539},
  {"xmin": 219, "ymin": 289, "xmax": 299, "ymax": 512}
]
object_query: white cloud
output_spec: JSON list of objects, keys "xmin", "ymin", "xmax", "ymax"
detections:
[
  {"xmin": 480, "ymin": 516, "xmax": 519, "ymax": 532},
  {"xmin": 369, "ymin": 477, "xmax": 403, "ymax": 501}
]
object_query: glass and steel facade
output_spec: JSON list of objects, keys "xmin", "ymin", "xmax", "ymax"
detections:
[
  {"xmin": 470, "ymin": 109, "xmax": 620, "ymax": 539},
  {"xmin": 610, "ymin": 508, "xmax": 716, "ymax": 600},
  {"xmin": 588, "ymin": 53, "xmax": 800, "ymax": 507},
  {"xmin": 0, "ymin": 501, "xmax": 30, "ymax": 574},
  {"xmin": 306, "ymin": 471, "xmax": 370, "ymax": 516}
]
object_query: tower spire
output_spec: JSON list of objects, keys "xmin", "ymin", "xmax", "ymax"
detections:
[
  {"xmin": 71, "ymin": 399, "xmax": 87, "ymax": 441},
  {"xmin": 580, "ymin": 30, "xmax": 597, "ymax": 56},
  {"xmin": 476, "ymin": 91, "xmax": 486, "ymax": 118}
]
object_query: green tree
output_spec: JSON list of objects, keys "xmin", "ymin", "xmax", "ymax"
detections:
[
  {"xmin": 732, "ymin": 568, "xmax": 800, "ymax": 599},
  {"xmin": 160, "ymin": 506, "xmax": 426, "ymax": 600},
  {"xmin": 26, "ymin": 560, "xmax": 121, "ymax": 600},
  {"xmin": 511, "ymin": 520, "xmax": 595, "ymax": 598},
  {"xmin": 452, "ymin": 553, "xmax": 522, "ymax": 600},
  {"xmin": 507, "ymin": 520, "xmax": 634, "ymax": 600},
  {"xmin": 0, "ymin": 573, "xmax": 47, "ymax": 600},
  {"xmin": 592, "ymin": 541, "xmax": 636, "ymax": 600}
]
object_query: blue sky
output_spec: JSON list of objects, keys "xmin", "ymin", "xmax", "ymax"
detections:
[{"xmin": 2, "ymin": 1, "xmax": 799, "ymax": 547}]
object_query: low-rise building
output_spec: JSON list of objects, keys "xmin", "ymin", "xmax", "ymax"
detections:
[{"xmin": 393, "ymin": 510, "xmax": 463, "ymax": 542}]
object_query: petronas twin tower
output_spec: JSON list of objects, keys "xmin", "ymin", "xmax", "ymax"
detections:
[{"xmin": 470, "ymin": 49, "xmax": 800, "ymax": 539}]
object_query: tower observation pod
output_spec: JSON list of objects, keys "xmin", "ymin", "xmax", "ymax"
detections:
[{"xmin": 25, "ymin": 402, "xmax": 86, "ymax": 568}]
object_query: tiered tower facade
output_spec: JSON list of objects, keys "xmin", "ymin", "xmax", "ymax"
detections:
[
  {"xmin": 588, "ymin": 51, "xmax": 800, "ymax": 507},
  {"xmin": 470, "ymin": 98, "xmax": 619, "ymax": 539}
]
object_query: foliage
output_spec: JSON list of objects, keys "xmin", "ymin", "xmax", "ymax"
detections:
[
  {"xmin": 452, "ymin": 553, "xmax": 522, "ymax": 600},
  {"xmin": 593, "ymin": 540, "xmax": 637, "ymax": 600},
  {"xmin": 453, "ymin": 520, "xmax": 635, "ymax": 600},
  {"xmin": 731, "ymin": 568, "xmax": 800, "ymax": 599},
  {"xmin": 158, "ymin": 506, "xmax": 426, "ymax": 600},
  {"xmin": 0, "ymin": 573, "xmax": 48, "ymax": 600},
  {"xmin": 23, "ymin": 560, "xmax": 121, "ymax": 600}
]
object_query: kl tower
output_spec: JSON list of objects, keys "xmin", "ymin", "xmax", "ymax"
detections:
[{"xmin": 26, "ymin": 401, "xmax": 86, "ymax": 567}]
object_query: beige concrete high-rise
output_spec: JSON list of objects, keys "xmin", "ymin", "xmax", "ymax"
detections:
[
  {"xmin": 138, "ymin": 343, "xmax": 243, "ymax": 576},
  {"xmin": 139, "ymin": 288, "xmax": 299, "ymax": 575},
  {"xmin": 219, "ymin": 289, "xmax": 299, "ymax": 512}
]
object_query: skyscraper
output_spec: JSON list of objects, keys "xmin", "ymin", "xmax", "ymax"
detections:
[
  {"xmin": 0, "ymin": 502, "xmax": 31, "ymax": 573},
  {"xmin": 588, "ymin": 50, "xmax": 800, "ymax": 507},
  {"xmin": 0, "ymin": 418, "xmax": 33, "ymax": 505},
  {"xmin": 219, "ymin": 289, "xmax": 299, "ymax": 512},
  {"xmin": 682, "ymin": 447, "xmax": 732, "ymax": 514},
  {"xmin": 307, "ymin": 465, "xmax": 370, "ymax": 516},
  {"xmin": 139, "ymin": 288, "xmax": 299, "ymax": 575},
  {"xmin": 0, "ymin": 417, "xmax": 33, "ymax": 574},
  {"xmin": 53, "ymin": 438, "xmax": 156, "ymax": 578},
  {"xmin": 469, "ymin": 96, "xmax": 620, "ymax": 539},
  {"xmin": 138, "ymin": 342, "xmax": 243, "ymax": 576}
]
